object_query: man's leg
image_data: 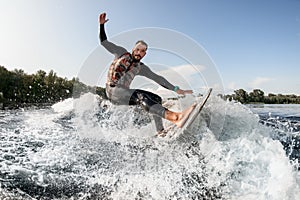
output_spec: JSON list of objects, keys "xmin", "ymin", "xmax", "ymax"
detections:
[
  {"xmin": 164, "ymin": 105, "xmax": 196, "ymax": 128},
  {"xmin": 153, "ymin": 115, "xmax": 164, "ymax": 132},
  {"xmin": 142, "ymin": 91, "xmax": 165, "ymax": 132},
  {"xmin": 107, "ymin": 86, "xmax": 167, "ymax": 132},
  {"xmin": 107, "ymin": 87, "xmax": 195, "ymax": 132},
  {"xmin": 130, "ymin": 90, "xmax": 165, "ymax": 132},
  {"xmin": 130, "ymin": 89, "xmax": 195, "ymax": 130}
]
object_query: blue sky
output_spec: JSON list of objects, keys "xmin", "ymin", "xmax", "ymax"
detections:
[{"xmin": 0, "ymin": 0, "xmax": 299, "ymax": 94}]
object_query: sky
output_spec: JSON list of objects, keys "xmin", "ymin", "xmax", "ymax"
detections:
[{"xmin": 0, "ymin": 0, "xmax": 300, "ymax": 95}]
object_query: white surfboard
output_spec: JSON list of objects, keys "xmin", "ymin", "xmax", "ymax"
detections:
[
  {"xmin": 181, "ymin": 88, "xmax": 212, "ymax": 131},
  {"xmin": 156, "ymin": 88, "xmax": 212, "ymax": 138}
]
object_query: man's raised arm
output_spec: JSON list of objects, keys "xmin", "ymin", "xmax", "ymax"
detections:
[{"xmin": 99, "ymin": 13, "xmax": 127, "ymax": 57}]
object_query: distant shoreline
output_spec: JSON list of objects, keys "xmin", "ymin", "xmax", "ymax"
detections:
[
  {"xmin": 0, "ymin": 66, "xmax": 107, "ymax": 110},
  {"xmin": 1, "ymin": 66, "xmax": 299, "ymax": 109},
  {"xmin": 222, "ymin": 89, "xmax": 300, "ymax": 104}
]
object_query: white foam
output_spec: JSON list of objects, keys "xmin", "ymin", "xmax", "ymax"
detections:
[
  {"xmin": 55, "ymin": 93, "xmax": 300, "ymax": 198},
  {"xmin": 51, "ymin": 97, "xmax": 74, "ymax": 113},
  {"xmin": 2, "ymin": 93, "xmax": 300, "ymax": 199}
]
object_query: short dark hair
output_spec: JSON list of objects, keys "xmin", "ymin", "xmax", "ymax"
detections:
[{"xmin": 135, "ymin": 40, "xmax": 148, "ymax": 50}]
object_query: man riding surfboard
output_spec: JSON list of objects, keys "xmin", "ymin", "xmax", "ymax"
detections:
[{"xmin": 99, "ymin": 12, "xmax": 195, "ymax": 136}]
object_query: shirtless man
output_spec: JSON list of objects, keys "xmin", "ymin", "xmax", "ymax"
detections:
[{"xmin": 99, "ymin": 13, "xmax": 195, "ymax": 136}]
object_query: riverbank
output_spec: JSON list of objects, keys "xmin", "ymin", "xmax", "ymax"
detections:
[{"xmin": 224, "ymin": 89, "xmax": 300, "ymax": 104}]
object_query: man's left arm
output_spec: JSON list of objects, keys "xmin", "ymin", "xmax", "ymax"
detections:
[{"xmin": 139, "ymin": 64, "xmax": 193, "ymax": 95}]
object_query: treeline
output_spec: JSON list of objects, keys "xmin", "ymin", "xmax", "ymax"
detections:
[
  {"xmin": 0, "ymin": 66, "xmax": 107, "ymax": 109},
  {"xmin": 2, "ymin": 65, "xmax": 299, "ymax": 109},
  {"xmin": 224, "ymin": 89, "xmax": 300, "ymax": 104}
]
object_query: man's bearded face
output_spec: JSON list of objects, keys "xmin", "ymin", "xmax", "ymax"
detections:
[{"xmin": 132, "ymin": 43, "xmax": 147, "ymax": 61}]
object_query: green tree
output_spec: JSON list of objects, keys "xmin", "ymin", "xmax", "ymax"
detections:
[
  {"xmin": 233, "ymin": 89, "xmax": 249, "ymax": 103},
  {"xmin": 249, "ymin": 89, "xmax": 264, "ymax": 103}
]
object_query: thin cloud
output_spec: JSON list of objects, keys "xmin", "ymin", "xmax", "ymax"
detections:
[
  {"xmin": 228, "ymin": 82, "xmax": 237, "ymax": 90},
  {"xmin": 158, "ymin": 64, "xmax": 206, "ymax": 77},
  {"xmin": 156, "ymin": 64, "xmax": 206, "ymax": 90},
  {"xmin": 249, "ymin": 77, "xmax": 274, "ymax": 89},
  {"xmin": 225, "ymin": 82, "xmax": 238, "ymax": 94}
]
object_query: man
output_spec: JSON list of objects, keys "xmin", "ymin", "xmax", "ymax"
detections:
[{"xmin": 99, "ymin": 13, "xmax": 195, "ymax": 136}]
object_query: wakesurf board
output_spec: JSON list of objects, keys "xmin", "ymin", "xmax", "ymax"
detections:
[
  {"xmin": 180, "ymin": 88, "xmax": 212, "ymax": 131},
  {"xmin": 156, "ymin": 88, "xmax": 212, "ymax": 138}
]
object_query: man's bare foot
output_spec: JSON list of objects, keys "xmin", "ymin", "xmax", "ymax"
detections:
[
  {"xmin": 156, "ymin": 125, "xmax": 176, "ymax": 137},
  {"xmin": 175, "ymin": 103, "xmax": 197, "ymax": 128},
  {"xmin": 156, "ymin": 129, "xmax": 168, "ymax": 137}
]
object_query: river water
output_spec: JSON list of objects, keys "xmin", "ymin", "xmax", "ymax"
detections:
[{"xmin": 0, "ymin": 93, "xmax": 299, "ymax": 199}]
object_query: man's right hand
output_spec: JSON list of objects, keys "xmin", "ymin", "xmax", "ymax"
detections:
[{"xmin": 99, "ymin": 13, "xmax": 109, "ymax": 24}]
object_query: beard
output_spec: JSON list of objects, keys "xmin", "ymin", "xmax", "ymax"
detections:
[{"xmin": 132, "ymin": 53, "xmax": 142, "ymax": 61}]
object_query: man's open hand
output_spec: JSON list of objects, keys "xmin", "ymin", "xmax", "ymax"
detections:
[
  {"xmin": 99, "ymin": 13, "xmax": 109, "ymax": 24},
  {"xmin": 176, "ymin": 89, "xmax": 193, "ymax": 96}
]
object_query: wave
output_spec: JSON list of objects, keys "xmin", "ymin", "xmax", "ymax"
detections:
[{"xmin": 0, "ymin": 93, "xmax": 299, "ymax": 199}]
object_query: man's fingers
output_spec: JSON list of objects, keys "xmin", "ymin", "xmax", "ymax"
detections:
[
  {"xmin": 99, "ymin": 13, "xmax": 106, "ymax": 19},
  {"xmin": 184, "ymin": 90, "xmax": 193, "ymax": 94},
  {"xmin": 99, "ymin": 13, "xmax": 109, "ymax": 24}
]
